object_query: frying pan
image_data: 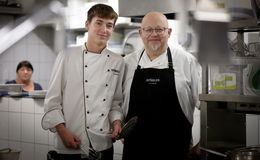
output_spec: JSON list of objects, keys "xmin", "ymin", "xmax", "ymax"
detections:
[
  {"xmin": 200, "ymin": 145, "xmax": 260, "ymax": 160},
  {"xmin": 116, "ymin": 116, "xmax": 138, "ymax": 140}
]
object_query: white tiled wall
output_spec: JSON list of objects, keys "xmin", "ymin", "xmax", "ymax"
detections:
[
  {"xmin": 0, "ymin": 97, "xmax": 52, "ymax": 160},
  {"xmin": 0, "ymin": 16, "xmax": 57, "ymax": 89},
  {"xmin": 0, "ymin": 97, "xmax": 125, "ymax": 160}
]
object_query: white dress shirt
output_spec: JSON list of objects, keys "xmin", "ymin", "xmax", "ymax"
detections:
[
  {"xmin": 123, "ymin": 45, "xmax": 201, "ymax": 125},
  {"xmin": 42, "ymin": 45, "xmax": 125, "ymax": 154}
]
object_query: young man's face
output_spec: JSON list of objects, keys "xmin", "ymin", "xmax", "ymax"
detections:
[{"xmin": 86, "ymin": 16, "xmax": 115, "ymax": 47}]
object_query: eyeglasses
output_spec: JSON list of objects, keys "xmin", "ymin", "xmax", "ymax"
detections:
[{"xmin": 142, "ymin": 27, "xmax": 168, "ymax": 35}]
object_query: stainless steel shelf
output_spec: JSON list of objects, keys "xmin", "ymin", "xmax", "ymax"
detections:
[
  {"xmin": 230, "ymin": 57, "xmax": 260, "ymax": 65},
  {"xmin": 229, "ymin": 19, "xmax": 260, "ymax": 32},
  {"xmin": 200, "ymin": 94, "xmax": 260, "ymax": 103},
  {"xmin": 0, "ymin": 6, "xmax": 24, "ymax": 15}
]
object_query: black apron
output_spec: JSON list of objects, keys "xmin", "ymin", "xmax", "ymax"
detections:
[{"xmin": 122, "ymin": 48, "xmax": 192, "ymax": 160}]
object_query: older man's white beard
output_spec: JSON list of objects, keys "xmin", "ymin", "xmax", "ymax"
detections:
[{"xmin": 149, "ymin": 44, "xmax": 160, "ymax": 52}]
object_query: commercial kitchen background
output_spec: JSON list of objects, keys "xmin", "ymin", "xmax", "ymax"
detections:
[{"xmin": 0, "ymin": 0, "xmax": 259, "ymax": 160}]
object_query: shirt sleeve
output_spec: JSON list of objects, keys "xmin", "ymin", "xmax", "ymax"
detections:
[
  {"xmin": 190, "ymin": 56, "xmax": 202, "ymax": 109},
  {"xmin": 41, "ymin": 52, "xmax": 66, "ymax": 132}
]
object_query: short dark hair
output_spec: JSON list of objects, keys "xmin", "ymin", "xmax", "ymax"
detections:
[
  {"xmin": 87, "ymin": 3, "xmax": 118, "ymax": 25},
  {"xmin": 16, "ymin": 60, "xmax": 34, "ymax": 72}
]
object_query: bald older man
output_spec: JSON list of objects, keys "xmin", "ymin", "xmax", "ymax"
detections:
[{"xmin": 122, "ymin": 12, "xmax": 201, "ymax": 159}]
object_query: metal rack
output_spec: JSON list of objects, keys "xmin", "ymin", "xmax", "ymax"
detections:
[{"xmin": 200, "ymin": 19, "xmax": 260, "ymax": 160}]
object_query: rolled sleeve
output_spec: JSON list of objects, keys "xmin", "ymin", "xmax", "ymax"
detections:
[{"xmin": 41, "ymin": 109, "xmax": 65, "ymax": 132}]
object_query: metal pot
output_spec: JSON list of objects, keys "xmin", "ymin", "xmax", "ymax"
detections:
[
  {"xmin": 0, "ymin": 148, "xmax": 21, "ymax": 160},
  {"xmin": 201, "ymin": 145, "xmax": 260, "ymax": 160}
]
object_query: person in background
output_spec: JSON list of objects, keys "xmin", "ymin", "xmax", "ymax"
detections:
[
  {"xmin": 6, "ymin": 60, "xmax": 42, "ymax": 91},
  {"xmin": 122, "ymin": 12, "xmax": 201, "ymax": 160},
  {"xmin": 42, "ymin": 3, "xmax": 125, "ymax": 160}
]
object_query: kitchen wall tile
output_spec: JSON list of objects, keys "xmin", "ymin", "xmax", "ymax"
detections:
[
  {"xmin": 35, "ymin": 114, "xmax": 48, "ymax": 145},
  {"xmin": 21, "ymin": 113, "xmax": 34, "ymax": 143},
  {"xmin": 0, "ymin": 112, "xmax": 9, "ymax": 139},
  {"xmin": 0, "ymin": 97, "xmax": 9, "ymax": 111},
  {"xmin": 0, "ymin": 47, "xmax": 14, "ymax": 63},
  {"xmin": 9, "ymin": 112, "xmax": 21, "ymax": 141},
  {"xmin": 39, "ymin": 45, "xmax": 56, "ymax": 63},
  {"xmin": 34, "ymin": 99, "xmax": 45, "ymax": 114},
  {"xmin": 39, "ymin": 62, "xmax": 53, "ymax": 81},
  {"xmin": 21, "ymin": 98, "xmax": 34, "ymax": 113},
  {"xmin": 14, "ymin": 44, "xmax": 28, "ymax": 62},
  {"xmin": 35, "ymin": 144, "xmax": 49, "ymax": 160},
  {"xmin": 21, "ymin": 142, "xmax": 34, "ymax": 160},
  {"xmin": 27, "ymin": 44, "xmax": 40, "ymax": 63},
  {"xmin": 9, "ymin": 98, "xmax": 22, "ymax": 112},
  {"xmin": 0, "ymin": 139, "xmax": 8, "ymax": 148},
  {"xmin": 7, "ymin": 62, "xmax": 16, "ymax": 81}
]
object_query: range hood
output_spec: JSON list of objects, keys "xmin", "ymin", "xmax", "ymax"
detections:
[{"xmin": 119, "ymin": 0, "xmax": 196, "ymax": 21}]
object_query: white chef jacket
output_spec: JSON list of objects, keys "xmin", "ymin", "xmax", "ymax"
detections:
[
  {"xmin": 42, "ymin": 44, "xmax": 125, "ymax": 154},
  {"xmin": 123, "ymin": 44, "xmax": 201, "ymax": 125}
]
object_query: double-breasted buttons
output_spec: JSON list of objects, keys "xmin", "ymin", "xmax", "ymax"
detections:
[
  {"xmin": 100, "ymin": 129, "xmax": 103, "ymax": 131},
  {"xmin": 87, "ymin": 111, "xmax": 90, "ymax": 114},
  {"xmin": 105, "ymin": 84, "xmax": 108, "ymax": 87},
  {"xmin": 101, "ymin": 113, "xmax": 104, "ymax": 116},
  {"xmin": 86, "ymin": 95, "xmax": 89, "ymax": 98},
  {"xmin": 107, "ymin": 55, "xmax": 110, "ymax": 57},
  {"xmin": 107, "ymin": 69, "xmax": 110, "ymax": 72},
  {"xmin": 85, "ymin": 65, "xmax": 88, "ymax": 68},
  {"xmin": 85, "ymin": 80, "xmax": 88, "ymax": 83},
  {"xmin": 103, "ymin": 99, "xmax": 106, "ymax": 101}
]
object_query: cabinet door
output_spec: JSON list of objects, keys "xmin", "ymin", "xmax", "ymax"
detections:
[{"xmin": 246, "ymin": 114, "xmax": 259, "ymax": 146}]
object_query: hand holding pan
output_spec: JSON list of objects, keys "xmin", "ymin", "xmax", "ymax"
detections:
[{"xmin": 115, "ymin": 116, "xmax": 138, "ymax": 140}]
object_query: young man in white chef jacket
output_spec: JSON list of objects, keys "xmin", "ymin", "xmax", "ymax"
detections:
[
  {"xmin": 42, "ymin": 4, "xmax": 125, "ymax": 160},
  {"xmin": 122, "ymin": 11, "xmax": 201, "ymax": 160}
]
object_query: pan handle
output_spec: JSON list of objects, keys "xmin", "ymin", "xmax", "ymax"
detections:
[
  {"xmin": 0, "ymin": 148, "xmax": 11, "ymax": 153},
  {"xmin": 200, "ymin": 147, "xmax": 227, "ymax": 157}
]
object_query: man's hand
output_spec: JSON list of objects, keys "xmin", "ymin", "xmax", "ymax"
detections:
[
  {"xmin": 111, "ymin": 120, "xmax": 122, "ymax": 139},
  {"xmin": 55, "ymin": 123, "xmax": 81, "ymax": 149}
]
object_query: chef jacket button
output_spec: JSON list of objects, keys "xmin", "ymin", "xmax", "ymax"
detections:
[
  {"xmin": 107, "ymin": 69, "xmax": 110, "ymax": 72},
  {"xmin": 87, "ymin": 111, "xmax": 90, "ymax": 114},
  {"xmin": 86, "ymin": 95, "xmax": 89, "ymax": 98},
  {"xmin": 103, "ymin": 99, "xmax": 106, "ymax": 101},
  {"xmin": 100, "ymin": 129, "xmax": 103, "ymax": 131},
  {"xmin": 85, "ymin": 65, "xmax": 88, "ymax": 68},
  {"xmin": 105, "ymin": 84, "xmax": 108, "ymax": 87},
  {"xmin": 107, "ymin": 55, "xmax": 110, "ymax": 57},
  {"xmin": 85, "ymin": 80, "xmax": 88, "ymax": 83},
  {"xmin": 85, "ymin": 51, "xmax": 87, "ymax": 54},
  {"xmin": 101, "ymin": 113, "xmax": 104, "ymax": 116},
  {"xmin": 87, "ymin": 126, "xmax": 89, "ymax": 129}
]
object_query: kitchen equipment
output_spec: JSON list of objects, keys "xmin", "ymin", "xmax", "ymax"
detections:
[
  {"xmin": 115, "ymin": 116, "xmax": 138, "ymax": 140},
  {"xmin": 29, "ymin": 90, "xmax": 47, "ymax": 98},
  {"xmin": 201, "ymin": 145, "xmax": 260, "ymax": 160},
  {"xmin": 0, "ymin": 148, "xmax": 21, "ymax": 160},
  {"xmin": 0, "ymin": 84, "xmax": 23, "ymax": 92},
  {"xmin": 243, "ymin": 64, "xmax": 260, "ymax": 96},
  {"xmin": 210, "ymin": 64, "xmax": 244, "ymax": 95}
]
